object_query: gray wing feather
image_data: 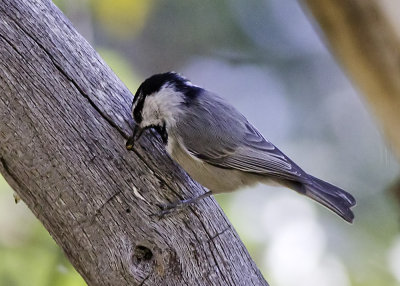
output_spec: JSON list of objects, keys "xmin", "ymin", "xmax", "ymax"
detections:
[{"xmin": 175, "ymin": 91, "xmax": 307, "ymax": 182}]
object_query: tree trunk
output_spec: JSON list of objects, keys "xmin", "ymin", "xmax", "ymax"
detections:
[
  {"xmin": 302, "ymin": 0, "xmax": 400, "ymax": 159},
  {"xmin": 0, "ymin": 1, "xmax": 268, "ymax": 285}
]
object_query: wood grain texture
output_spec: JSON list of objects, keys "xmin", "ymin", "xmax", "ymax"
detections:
[
  {"xmin": 0, "ymin": 1, "xmax": 268, "ymax": 285},
  {"xmin": 303, "ymin": 0, "xmax": 400, "ymax": 158}
]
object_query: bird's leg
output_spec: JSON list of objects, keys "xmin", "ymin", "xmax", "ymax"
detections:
[{"xmin": 155, "ymin": 191, "xmax": 213, "ymax": 217}]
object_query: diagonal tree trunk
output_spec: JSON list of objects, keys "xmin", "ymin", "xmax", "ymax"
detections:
[{"xmin": 0, "ymin": 1, "xmax": 268, "ymax": 285}]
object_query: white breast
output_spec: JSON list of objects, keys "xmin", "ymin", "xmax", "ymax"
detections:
[
  {"xmin": 166, "ymin": 135, "xmax": 176, "ymax": 155},
  {"xmin": 165, "ymin": 133, "xmax": 261, "ymax": 193}
]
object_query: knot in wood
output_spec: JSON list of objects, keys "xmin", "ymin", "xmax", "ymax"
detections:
[{"xmin": 133, "ymin": 245, "xmax": 153, "ymax": 263}]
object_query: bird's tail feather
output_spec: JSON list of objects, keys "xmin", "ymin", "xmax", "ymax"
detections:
[{"xmin": 304, "ymin": 175, "xmax": 356, "ymax": 223}]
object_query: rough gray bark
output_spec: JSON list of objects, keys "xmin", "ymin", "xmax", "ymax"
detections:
[
  {"xmin": 302, "ymin": 0, "xmax": 400, "ymax": 159},
  {"xmin": 0, "ymin": 1, "xmax": 268, "ymax": 285}
]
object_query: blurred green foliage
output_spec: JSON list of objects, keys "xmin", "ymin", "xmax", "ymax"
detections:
[
  {"xmin": 0, "ymin": 176, "xmax": 86, "ymax": 286},
  {"xmin": 97, "ymin": 48, "xmax": 140, "ymax": 92},
  {"xmin": 1, "ymin": 0, "xmax": 400, "ymax": 285},
  {"xmin": 91, "ymin": 0, "xmax": 154, "ymax": 39}
]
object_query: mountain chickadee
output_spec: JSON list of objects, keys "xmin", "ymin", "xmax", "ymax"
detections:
[{"xmin": 126, "ymin": 72, "xmax": 356, "ymax": 222}]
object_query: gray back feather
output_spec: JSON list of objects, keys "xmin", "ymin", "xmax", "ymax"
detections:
[{"xmin": 174, "ymin": 90, "xmax": 308, "ymax": 182}]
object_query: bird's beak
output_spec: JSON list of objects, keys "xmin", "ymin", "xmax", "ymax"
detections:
[{"xmin": 126, "ymin": 125, "xmax": 144, "ymax": 150}]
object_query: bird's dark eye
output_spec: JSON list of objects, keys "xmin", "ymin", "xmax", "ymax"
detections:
[{"xmin": 133, "ymin": 106, "xmax": 143, "ymax": 124}]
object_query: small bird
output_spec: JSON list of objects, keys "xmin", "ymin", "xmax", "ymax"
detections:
[{"xmin": 126, "ymin": 72, "xmax": 356, "ymax": 222}]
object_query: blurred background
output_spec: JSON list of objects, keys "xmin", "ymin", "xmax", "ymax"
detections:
[{"xmin": 1, "ymin": 0, "xmax": 400, "ymax": 285}]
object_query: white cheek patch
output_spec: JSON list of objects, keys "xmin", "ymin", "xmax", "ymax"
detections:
[
  {"xmin": 141, "ymin": 87, "xmax": 185, "ymax": 128},
  {"xmin": 141, "ymin": 96, "xmax": 162, "ymax": 127}
]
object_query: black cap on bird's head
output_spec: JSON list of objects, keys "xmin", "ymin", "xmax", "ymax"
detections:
[
  {"xmin": 131, "ymin": 72, "xmax": 190, "ymax": 124},
  {"xmin": 126, "ymin": 72, "xmax": 200, "ymax": 150}
]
